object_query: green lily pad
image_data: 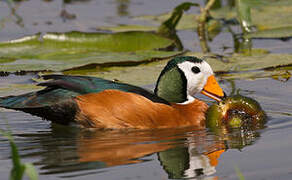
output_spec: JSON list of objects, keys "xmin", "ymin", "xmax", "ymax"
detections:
[
  {"xmin": 100, "ymin": 2, "xmax": 198, "ymax": 33},
  {"xmin": 213, "ymin": 0, "xmax": 292, "ymax": 31},
  {"xmin": 216, "ymin": 69, "xmax": 292, "ymax": 81},
  {"xmin": 246, "ymin": 26, "xmax": 292, "ymax": 39},
  {"xmin": 0, "ymin": 31, "xmax": 173, "ymax": 52},
  {"xmin": 185, "ymin": 52, "xmax": 292, "ymax": 72},
  {"xmin": 133, "ymin": 0, "xmax": 292, "ymax": 39},
  {"xmin": 0, "ymin": 50, "xmax": 182, "ymax": 72},
  {"xmin": 1, "ymin": 52, "xmax": 291, "ymax": 96},
  {"xmin": 97, "ymin": 25, "xmax": 157, "ymax": 33},
  {"xmin": 135, "ymin": 13, "xmax": 198, "ymax": 31},
  {"xmin": 64, "ymin": 52, "xmax": 292, "ymax": 86},
  {"xmin": 252, "ymin": 3, "xmax": 292, "ymax": 31},
  {"xmin": 213, "ymin": 0, "xmax": 292, "ymax": 38},
  {"xmin": 0, "ymin": 31, "xmax": 183, "ymax": 72},
  {"xmin": 99, "ymin": 2, "xmax": 196, "ymax": 51},
  {"xmin": 0, "ymin": 83, "xmax": 42, "ymax": 97},
  {"xmin": 64, "ymin": 56, "xmax": 174, "ymax": 86}
]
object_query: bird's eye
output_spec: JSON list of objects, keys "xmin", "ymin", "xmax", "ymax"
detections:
[{"xmin": 191, "ymin": 66, "xmax": 201, "ymax": 74}]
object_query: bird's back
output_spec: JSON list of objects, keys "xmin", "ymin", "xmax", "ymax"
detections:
[{"xmin": 0, "ymin": 75, "xmax": 169, "ymax": 126}]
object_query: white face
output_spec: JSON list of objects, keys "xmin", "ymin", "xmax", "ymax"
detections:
[{"xmin": 177, "ymin": 60, "xmax": 213, "ymax": 97}]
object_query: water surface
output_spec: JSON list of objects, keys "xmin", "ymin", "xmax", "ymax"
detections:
[
  {"xmin": 0, "ymin": 77, "xmax": 292, "ymax": 180},
  {"xmin": 0, "ymin": 0, "xmax": 292, "ymax": 180}
]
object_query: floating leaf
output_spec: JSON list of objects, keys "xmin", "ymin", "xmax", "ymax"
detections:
[
  {"xmin": 0, "ymin": 50, "xmax": 182, "ymax": 72},
  {"xmin": 99, "ymin": 2, "xmax": 198, "ymax": 49},
  {"xmin": 134, "ymin": 0, "xmax": 292, "ymax": 39},
  {"xmin": 226, "ymin": 54, "xmax": 292, "ymax": 71},
  {"xmin": 185, "ymin": 52, "xmax": 292, "ymax": 72},
  {"xmin": 97, "ymin": 25, "xmax": 157, "ymax": 33},
  {"xmin": 64, "ymin": 56, "xmax": 174, "ymax": 86},
  {"xmin": 64, "ymin": 52, "xmax": 292, "ymax": 86},
  {"xmin": 135, "ymin": 13, "xmax": 199, "ymax": 31},
  {"xmin": 246, "ymin": 26, "xmax": 292, "ymax": 38},
  {"xmin": 0, "ymin": 31, "xmax": 174, "ymax": 52},
  {"xmin": 0, "ymin": 83, "xmax": 42, "ymax": 97},
  {"xmin": 97, "ymin": 2, "xmax": 198, "ymax": 33},
  {"xmin": 1, "ymin": 52, "xmax": 291, "ymax": 94},
  {"xmin": 0, "ymin": 31, "xmax": 183, "ymax": 72},
  {"xmin": 238, "ymin": 0, "xmax": 267, "ymax": 7},
  {"xmin": 252, "ymin": 2, "xmax": 292, "ymax": 30},
  {"xmin": 216, "ymin": 69, "xmax": 292, "ymax": 81}
]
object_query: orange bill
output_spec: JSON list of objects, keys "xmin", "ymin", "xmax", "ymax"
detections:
[{"xmin": 201, "ymin": 75, "xmax": 225, "ymax": 102}]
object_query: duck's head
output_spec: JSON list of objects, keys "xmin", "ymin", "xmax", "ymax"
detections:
[{"xmin": 154, "ymin": 56, "xmax": 225, "ymax": 103}]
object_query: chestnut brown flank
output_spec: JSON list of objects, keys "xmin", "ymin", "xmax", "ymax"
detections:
[{"xmin": 75, "ymin": 90, "xmax": 208, "ymax": 129}]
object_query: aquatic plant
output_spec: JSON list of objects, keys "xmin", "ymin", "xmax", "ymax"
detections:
[{"xmin": 0, "ymin": 129, "xmax": 38, "ymax": 180}]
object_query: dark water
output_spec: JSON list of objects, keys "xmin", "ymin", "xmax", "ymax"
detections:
[{"xmin": 1, "ymin": 0, "xmax": 292, "ymax": 180}]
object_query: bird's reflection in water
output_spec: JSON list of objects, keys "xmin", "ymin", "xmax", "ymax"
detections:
[
  {"xmin": 15, "ymin": 123, "xmax": 262, "ymax": 179},
  {"xmin": 158, "ymin": 142, "xmax": 225, "ymax": 180},
  {"xmin": 158, "ymin": 127, "xmax": 261, "ymax": 180}
]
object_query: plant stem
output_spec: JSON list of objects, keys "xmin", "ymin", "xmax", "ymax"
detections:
[
  {"xmin": 197, "ymin": 0, "xmax": 216, "ymax": 53},
  {"xmin": 158, "ymin": 2, "xmax": 198, "ymax": 50}
]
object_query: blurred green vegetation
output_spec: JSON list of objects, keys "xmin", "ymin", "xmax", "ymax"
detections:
[{"xmin": 0, "ymin": 128, "xmax": 38, "ymax": 180}]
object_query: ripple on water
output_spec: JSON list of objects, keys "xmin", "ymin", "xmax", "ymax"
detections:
[{"xmin": 0, "ymin": 77, "xmax": 291, "ymax": 179}]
